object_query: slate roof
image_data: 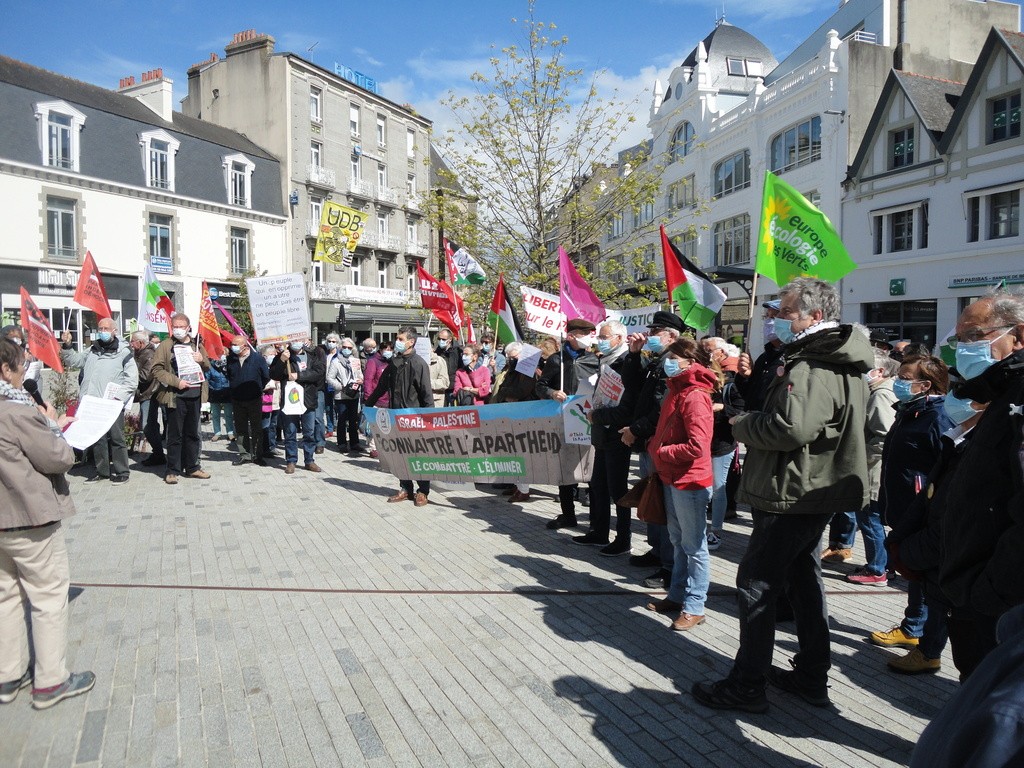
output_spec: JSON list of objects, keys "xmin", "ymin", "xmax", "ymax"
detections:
[
  {"xmin": 893, "ymin": 71, "xmax": 965, "ymax": 140},
  {"xmin": 0, "ymin": 55, "xmax": 276, "ymax": 160},
  {"xmin": 678, "ymin": 22, "xmax": 778, "ymax": 92}
]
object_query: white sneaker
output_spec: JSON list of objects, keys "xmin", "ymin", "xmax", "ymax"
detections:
[{"xmin": 706, "ymin": 531, "xmax": 722, "ymax": 551}]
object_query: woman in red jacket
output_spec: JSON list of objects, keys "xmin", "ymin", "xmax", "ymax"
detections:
[
  {"xmin": 453, "ymin": 344, "xmax": 492, "ymax": 406},
  {"xmin": 645, "ymin": 339, "xmax": 718, "ymax": 632}
]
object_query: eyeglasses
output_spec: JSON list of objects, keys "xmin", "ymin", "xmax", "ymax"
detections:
[
  {"xmin": 945, "ymin": 325, "xmax": 1011, "ymax": 348},
  {"xmin": 342, "ymin": 347, "xmax": 354, "ymax": 351}
]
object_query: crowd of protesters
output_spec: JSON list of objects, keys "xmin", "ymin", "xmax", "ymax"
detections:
[{"xmin": 2, "ymin": 277, "xmax": 1021, "ymax": 764}]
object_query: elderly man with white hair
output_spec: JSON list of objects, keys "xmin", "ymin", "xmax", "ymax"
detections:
[{"xmin": 577, "ymin": 320, "xmax": 640, "ymax": 556}]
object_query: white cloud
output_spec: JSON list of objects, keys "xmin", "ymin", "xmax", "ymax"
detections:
[{"xmin": 353, "ymin": 47, "xmax": 384, "ymax": 68}]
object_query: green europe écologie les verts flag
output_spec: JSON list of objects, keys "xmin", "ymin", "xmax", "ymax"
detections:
[{"xmin": 756, "ymin": 171, "xmax": 857, "ymax": 285}]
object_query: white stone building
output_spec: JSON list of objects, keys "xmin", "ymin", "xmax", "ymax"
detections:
[
  {"xmin": 602, "ymin": 0, "xmax": 1017, "ymax": 345},
  {"xmin": 0, "ymin": 56, "xmax": 288, "ymax": 348},
  {"xmin": 842, "ymin": 27, "xmax": 1024, "ymax": 345}
]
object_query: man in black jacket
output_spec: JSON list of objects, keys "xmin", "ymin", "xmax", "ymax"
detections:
[
  {"xmin": 387, "ymin": 326, "xmax": 434, "ymax": 506},
  {"xmin": 935, "ymin": 290, "xmax": 1024, "ymax": 677},
  {"xmin": 226, "ymin": 335, "xmax": 270, "ymax": 467},
  {"xmin": 536, "ymin": 318, "xmax": 599, "ymax": 529},
  {"xmin": 579, "ymin": 320, "xmax": 640, "ymax": 555},
  {"xmin": 618, "ymin": 311, "xmax": 684, "ymax": 586},
  {"xmin": 269, "ymin": 339, "xmax": 325, "ymax": 474}
]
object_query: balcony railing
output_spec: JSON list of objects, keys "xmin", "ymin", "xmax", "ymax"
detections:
[
  {"xmin": 305, "ymin": 219, "xmax": 321, "ymax": 238},
  {"xmin": 359, "ymin": 230, "xmax": 380, "ymax": 248},
  {"xmin": 349, "ymin": 178, "xmax": 373, "ymax": 198},
  {"xmin": 406, "ymin": 240, "xmax": 429, "ymax": 257},
  {"xmin": 377, "ymin": 186, "xmax": 400, "ymax": 205},
  {"xmin": 378, "ymin": 235, "xmax": 402, "ymax": 252},
  {"xmin": 306, "ymin": 164, "xmax": 336, "ymax": 188},
  {"xmin": 406, "ymin": 195, "xmax": 421, "ymax": 212}
]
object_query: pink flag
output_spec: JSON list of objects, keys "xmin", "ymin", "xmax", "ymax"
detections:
[
  {"xmin": 558, "ymin": 246, "xmax": 605, "ymax": 325},
  {"xmin": 213, "ymin": 301, "xmax": 248, "ymax": 340}
]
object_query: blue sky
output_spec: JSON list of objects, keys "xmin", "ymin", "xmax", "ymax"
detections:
[{"xmin": 3, "ymin": 0, "xmax": 1021, "ymax": 152}]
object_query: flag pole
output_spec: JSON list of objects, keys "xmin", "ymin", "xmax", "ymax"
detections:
[{"xmin": 746, "ymin": 270, "xmax": 760, "ymax": 355}]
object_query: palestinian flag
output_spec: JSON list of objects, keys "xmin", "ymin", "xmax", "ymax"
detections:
[
  {"xmin": 487, "ymin": 274, "xmax": 524, "ymax": 345},
  {"xmin": 660, "ymin": 225, "xmax": 726, "ymax": 332},
  {"xmin": 444, "ymin": 238, "xmax": 486, "ymax": 285}
]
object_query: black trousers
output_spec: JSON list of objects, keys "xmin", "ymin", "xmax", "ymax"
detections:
[
  {"xmin": 167, "ymin": 396, "xmax": 202, "ymax": 474},
  {"xmin": 589, "ymin": 443, "xmax": 632, "ymax": 541},
  {"xmin": 232, "ymin": 398, "xmax": 263, "ymax": 461},
  {"xmin": 947, "ymin": 608, "xmax": 1000, "ymax": 681},
  {"xmin": 729, "ymin": 510, "xmax": 833, "ymax": 690}
]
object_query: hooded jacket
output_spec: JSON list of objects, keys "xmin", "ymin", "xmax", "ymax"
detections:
[
  {"xmin": 939, "ymin": 349, "xmax": 1024, "ymax": 616},
  {"xmin": 648, "ymin": 363, "xmax": 717, "ymax": 490},
  {"xmin": 878, "ymin": 394, "xmax": 953, "ymax": 524},
  {"xmin": 732, "ymin": 324, "xmax": 872, "ymax": 515}
]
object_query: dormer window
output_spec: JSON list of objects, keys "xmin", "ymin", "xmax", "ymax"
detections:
[
  {"xmin": 34, "ymin": 100, "xmax": 86, "ymax": 172},
  {"xmin": 222, "ymin": 153, "xmax": 255, "ymax": 208},
  {"xmin": 889, "ymin": 126, "xmax": 914, "ymax": 169},
  {"xmin": 726, "ymin": 58, "xmax": 745, "ymax": 76},
  {"xmin": 988, "ymin": 91, "xmax": 1021, "ymax": 144},
  {"xmin": 140, "ymin": 129, "xmax": 180, "ymax": 191}
]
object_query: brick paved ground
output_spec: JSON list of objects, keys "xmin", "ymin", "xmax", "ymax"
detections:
[{"xmin": 0, "ymin": 430, "xmax": 959, "ymax": 767}]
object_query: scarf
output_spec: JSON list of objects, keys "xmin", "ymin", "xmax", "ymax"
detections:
[{"xmin": 0, "ymin": 379, "xmax": 35, "ymax": 406}]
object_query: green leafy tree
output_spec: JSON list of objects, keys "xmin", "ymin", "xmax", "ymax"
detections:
[{"xmin": 428, "ymin": 2, "xmax": 662, "ymax": 312}]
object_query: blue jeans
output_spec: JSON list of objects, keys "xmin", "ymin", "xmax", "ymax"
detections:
[
  {"xmin": 827, "ymin": 510, "xmax": 857, "ymax": 549},
  {"xmin": 283, "ymin": 409, "xmax": 316, "ymax": 465},
  {"xmin": 902, "ymin": 580, "xmax": 928, "ymax": 638},
  {"xmin": 261, "ymin": 411, "xmax": 278, "ymax": 453},
  {"xmin": 664, "ymin": 484, "xmax": 713, "ymax": 615},
  {"xmin": 855, "ymin": 500, "xmax": 888, "ymax": 575},
  {"xmin": 709, "ymin": 452, "xmax": 734, "ymax": 532},
  {"xmin": 314, "ymin": 391, "xmax": 327, "ymax": 448},
  {"xmin": 210, "ymin": 401, "xmax": 234, "ymax": 437},
  {"xmin": 325, "ymin": 391, "xmax": 336, "ymax": 433}
]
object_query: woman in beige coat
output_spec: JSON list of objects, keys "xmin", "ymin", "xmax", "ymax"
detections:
[{"xmin": 0, "ymin": 339, "xmax": 94, "ymax": 710}]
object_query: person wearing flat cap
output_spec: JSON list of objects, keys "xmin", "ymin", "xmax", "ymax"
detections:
[{"xmin": 536, "ymin": 317, "xmax": 600, "ymax": 530}]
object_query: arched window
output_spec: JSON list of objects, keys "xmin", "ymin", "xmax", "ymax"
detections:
[{"xmin": 670, "ymin": 122, "xmax": 695, "ymax": 163}]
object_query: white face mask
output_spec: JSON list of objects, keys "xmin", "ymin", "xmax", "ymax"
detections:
[{"xmin": 172, "ymin": 327, "xmax": 188, "ymax": 340}]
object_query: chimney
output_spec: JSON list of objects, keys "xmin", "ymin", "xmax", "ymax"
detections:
[
  {"xmin": 118, "ymin": 68, "xmax": 174, "ymax": 121},
  {"xmin": 225, "ymin": 29, "xmax": 275, "ymax": 58}
]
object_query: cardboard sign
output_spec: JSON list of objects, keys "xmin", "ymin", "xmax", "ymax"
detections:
[
  {"xmin": 365, "ymin": 398, "xmax": 593, "ymax": 484},
  {"xmin": 246, "ymin": 273, "xmax": 310, "ymax": 346}
]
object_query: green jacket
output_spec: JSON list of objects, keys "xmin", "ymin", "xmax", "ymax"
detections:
[{"xmin": 732, "ymin": 324, "xmax": 872, "ymax": 515}]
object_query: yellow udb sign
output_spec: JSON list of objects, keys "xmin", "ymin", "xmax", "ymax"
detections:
[{"xmin": 313, "ymin": 202, "xmax": 365, "ymax": 265}]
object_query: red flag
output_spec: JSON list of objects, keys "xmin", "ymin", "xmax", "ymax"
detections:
[
  {"xmin": 198, "ymin": 281, "xmax": 225, "ymax": 358},
  {"xmin": 417, "ymin": 263, "xmax": 457, "ymax": 312},
  {"xmin": 73, "ymin": 251, "xmax": 112, "ymax": 319},
  {"xmin": 431, "ymin": 279, "xmax": 462, "ymax": 336},
  {"xmin": 19, "ymin": 287, "xmax": 64, "ymax": 373}
]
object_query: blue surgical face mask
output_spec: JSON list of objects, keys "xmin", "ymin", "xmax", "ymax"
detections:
[
  {"xmin": 341, "ymin": 348, "xmax": 353, "ymax": 357},
  {"xmin": 230, "ymin": 345, "xmax": 242, "ymax": 355},
  {"xmin": 383, "ymin": 350, "xmax": 394, "ymax": 360},
  {"xmin": 662, "ymin": 358, "xmax": 684, "ymax": 377},
  {"xmin": 763, "ymin": 317, "xmax": 779, "ymax": 342},
  {"xmin": 290, "ymin": 342, "xmax": 303, "ymax": 351},
  {"xmin": 597, "ymin": 339, "xmax": 613, "ymax": 355},
  {"xmin": 438, "ymin": 340, "xmax": 449, "ymax": 350},
  {"xmin": 943, "ymin": 392, "xmax": 978, "ymax": 424},
  {"xmin": 482, "ymin": 344, "xmax": 491, "ymax": 353},
  {"xmin": 462, "ymin": 355, "xmax": 472, "ymax": 367},
  {"xmin": 955, "ymin": 329, "xmax": 1011, "ymax": 381},
  {"xmin": 643, "ymin": 335, "xmax": 664, "ymax": 354},
  {"xmin": 97, "ymin": 331, "xmax": 112, "ymax": 343},
  {"xmin": 773, "ymin": 318, "xmax": 795, "ymax": 344},
  {"xmin": 892, "ymin": 378, "xmax": 922, "ymax": 403},
  {"xmin": 394, "ymin": 340, "xmax": 407, "ymax": 354},
  {"xmin": 327, "ymin": 341, "xmax": 337, "ymax": 349}
]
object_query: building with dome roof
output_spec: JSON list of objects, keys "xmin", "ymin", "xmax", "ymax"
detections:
[{"xmin": 599, "ymin": 0, "xmax": 1018, "ymax": 345}]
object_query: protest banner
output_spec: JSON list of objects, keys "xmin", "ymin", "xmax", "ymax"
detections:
[
  {"xmin": 245, "ymin": 273, "xmax": 311, "ymax": 345},
  {"xmin": 605, "ymin": 304, "xmax": 661, "ymax": 331},
  {"xmin": 313, "ymin": 202, "xmax": 365, "ymax": 266},
  {"xmin": 365, "ymin": 398, "xmax": 594, "ymax": 485},
  {"xmin": 520, "ymin": 286, "xmax": 566, "ymax": 336}
]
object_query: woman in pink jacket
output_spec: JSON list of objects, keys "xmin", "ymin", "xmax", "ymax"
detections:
[
  {"xmin": 644, "ymin": 339, "xmax": 718, "ymax": 632},
  {"xmin": 453, "ymin": 344, "xmax": 491, "ymax": 405}
]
